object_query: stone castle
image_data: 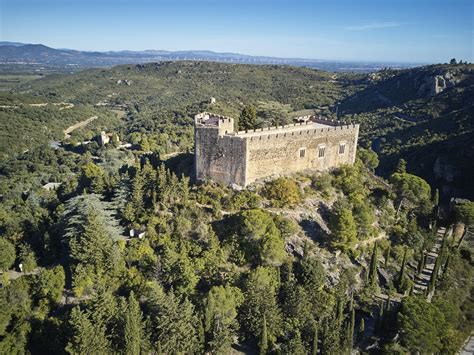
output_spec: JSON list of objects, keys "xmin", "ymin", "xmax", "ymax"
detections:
[{"xmin": 194, "ymin": 112, "xmax": 359, "ymax": 187}]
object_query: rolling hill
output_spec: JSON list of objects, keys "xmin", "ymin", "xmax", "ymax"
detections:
[{"xmin": 1, "ymin": 60, "xmax": 473, "ymax": 199}]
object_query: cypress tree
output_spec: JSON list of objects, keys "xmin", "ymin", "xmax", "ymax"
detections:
[
  {"xmin": 443, "ymin": 255, "xmax": 451, "ymax": 275},
  {"xmin": 259, "ymin": 315, "xmax": 268, "ymax": 355},
  {"xmin": 384, "ymin": 245, "xmax": 391, "ymax": 267},
  {"xmin": 359, "ymin": 317, "xmax": 365, "ymax": 338},
  {"xmin": 156, "ymin": 342, "xmax": 162, "ymax": 355},
  {"xmin": 347, "ymin": 308, "xmax": 355, "ymax": 350},
  {"xmin": 417, "ymin": 251, "xmax": 425, "ymax": 275},
  {"xmin": 375, "ymin": 300, "xmax": 384, "ymax": 334},
  {"xmin": 428, "ymin": 255, "xmax": 442, "ymax": 294},
  {"xmin": 368, "ymin": 242, "xmax": 378, "ymax": 286},
  {"xmin": 336, "ymin": 299, "xmax": 344, "ymax": 326},
  {"xmin": 311, "ymin": 325, "xmax": 318, "ymax": 355},
  {"xmin": 433, "ymin": 188, "xmax": 439, "ymax": 206},
  {"xmin": 397, "ymin": 248, "xmax": 407, "ymax": 291}
]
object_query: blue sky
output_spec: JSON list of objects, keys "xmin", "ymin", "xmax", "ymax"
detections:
[{"xmin": 1, "ymin": 0, "xmax": 473, "ymax": 62}]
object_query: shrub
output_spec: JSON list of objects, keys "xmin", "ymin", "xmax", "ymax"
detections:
[{"xmin": 262, "ymin": 177, "xmax": 302, "ymax": 208}]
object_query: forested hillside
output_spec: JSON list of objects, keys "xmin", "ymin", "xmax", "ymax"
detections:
[
  {"xmin": 0, "ymin": 61, "xmax": 473, "ymax": 353},
  {"xmin": 2, "ymin": 61, "xmax": 472, "ymax": 197}
]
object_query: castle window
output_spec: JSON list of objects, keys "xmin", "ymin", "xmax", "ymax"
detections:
[
  {"xmin": 318, "ymin": 146, "xmax": 326, "ymax": 158},
  {"xmin": 299, "ymin": 148, "xmax": 306, "ymax": 158},
  {"xmin": 339, "ymin": 143, "xmax": 346, "ymax": 154}
]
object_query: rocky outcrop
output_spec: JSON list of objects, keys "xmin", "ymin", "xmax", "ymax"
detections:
[
  {"xmin": 433, "ymin": 157, "xmax": 461, "ymax": 183},
  {"xmin": 417, "ymin": 71, "xmax": 462, "ymax": 97}
]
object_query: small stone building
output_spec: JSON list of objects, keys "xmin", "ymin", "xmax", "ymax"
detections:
[{"xmin": 194, "ymin": 112, "xmax": 359, "ymax": 187}]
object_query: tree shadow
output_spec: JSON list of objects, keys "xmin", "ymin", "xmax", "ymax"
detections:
[
  {"xmin": 161, "ymin": 152, "xmax": 194, "ymax": 180},
  {"xmin": 300, "ymin": 218, "xmax": 330, "ymax": 247}
]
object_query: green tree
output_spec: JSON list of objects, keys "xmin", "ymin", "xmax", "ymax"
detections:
[
  {"xmin": 204, "ymin": 286, "xmax": 244, "ymax": 353},
  {"xmin": 259, "ymin": 315, "xmax": 268, "ymax": 354},
  {"xmin": 359, "ymin": 317, "xmax": 365, "ymax": 338},
  {"xmin": 124, "ymin": 292, "xmax": 143, "ymax": 355},
  {"xmin": 298, "ymin": 256, "xmax": 326, "ymax": 292},
  {"xmin": 69, "ymin": 209, "xmax": 119, "ymax": 272},
  {"xmin": 239, "ymin": 104, "xmax": 257, "ymax": 130},
  {"xmin": 454, "ymin": 200, "xmax": 474, "ymax": 238},
  {"xmin": 148, "ymin": 288, "xmax": 199, "ymax": 353},
  {"xmin": 397, "ymin": 297, "xmax": 445, "ymax": 353},
  {"xmin": 34, "ymin": 266, "xmax": 65, "ymax": 304},
  {"xmin": 357, "ymin": 148, "xmax": 379, "ymax": 171},
  {"xmin": 329, "ymin": 204, "xmax": 358, "ymax": 252},
  {"xmin": 368, "ymin": 242, "xmax": 378, "ymax": 286},
  {"xmin": 384, "ymin": 245, "xmax": 391, "ymax": 266},
  {"xmin": 347, "ymin": 308, "xmax": 355, "ymax": 350},
  {"xmin": 395, "ymin": 158, "xmax": 407, "ymax": 174},
  {"xmin": 66, "ymin": 306, "xmax": 110, "ymax": 354},
  {"xmin": 397, "ymin": 248, "xmax": 408, "ymax": 292},
  {"xmin": 18, "ymin": 244, "xmax": 37, "ymax": 272},
  {"xmin": 238, "ymin": 209, "xmax": 286, "ymax": 266},
  {"xmin": 240, "ymin": 267, "xmax": 281, "ymax": 345},
  {"xmin": 80, "ymin": 162, "xmax": 106, "ymax": 193},
  {"xmin": 0, "ymin": 239, "xmax": 15, "ymax": 271},
  {"xmin": 311, "ymin": 325, "xmax": 318, "ymax": 355},
  {"xmin": 390, "ymin": 172, "xmax": 432, "ymax": 215},
  {"xmin": 262, "ymin": 177, "xmax": 302, "ymax": 208}
]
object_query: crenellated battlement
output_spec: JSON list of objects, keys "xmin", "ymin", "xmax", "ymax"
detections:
[{"xmin": 195, "ymin": 112, "xmax": 234, "ymax": 127}]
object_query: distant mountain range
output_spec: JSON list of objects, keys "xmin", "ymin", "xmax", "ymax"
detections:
[{"xmin": 0, "ymin": 41, "xmax": 422, "ymax": 73}]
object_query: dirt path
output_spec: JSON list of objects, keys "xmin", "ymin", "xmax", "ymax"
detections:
[
  {"xmin": 355, "ymin": 231, "xmax": 387, "ymax": 249},
  {"xmin": 64, "ymin": 115, "xmax": 98, "ymax": 139},
  {"xmin": 0, "ymin": 102, "xmax": 74, "ymax": 110}
]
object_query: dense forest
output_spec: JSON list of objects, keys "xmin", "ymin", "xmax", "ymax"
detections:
[{"xmin": 0, "ymin": 61, "xmax": 473, "ymax": 354}]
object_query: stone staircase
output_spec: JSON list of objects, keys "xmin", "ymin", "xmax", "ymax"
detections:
[{"xmin": 413, "ymin": 227, "xmax": 445, "ymax": 296}]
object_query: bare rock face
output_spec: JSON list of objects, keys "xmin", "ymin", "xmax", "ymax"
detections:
[
  {"xmin": 433, "ymin": 157, "xmax": 461, "ymax": 183},
  {"xmin": 417, "ymin": 71, "xmax": 461, "ymax": 97}
]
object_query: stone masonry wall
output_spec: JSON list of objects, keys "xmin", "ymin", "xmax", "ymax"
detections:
[
  {"xmin": 195, "ymin": 126, "xmax": 247, "ymax": 186},
  {"xmin": 244, "ymin": 124, "xmax": 358, "ymax": 185},
  {"xmin": 194, "ymin": 113, "xmax": 359, "ymax": 187}
]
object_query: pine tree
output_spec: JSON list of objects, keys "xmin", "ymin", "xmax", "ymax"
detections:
[
  {"xmin": 330, "ymin": 207, "xmax": 358, "ymax": 252},
  {"xmin": 239, "ymin": 105, "xmax": 257, "ymax": 130},
  {"xmin": 124, "ymin": 292, "xmax": 143, "ymax": 355},
  {"xmin": 368, "ymin": 242, "xmax": 378, "ymax": 286},
  {"xmin": 66, "ymin": 306, "xmax": 110, "ymax": 354},
  {"xmin": 69, "ymin": 209, "xmax": 117, "ymax": 272},
  {"xmin": 259, "ymin": 315, "xmax": 268, "ymax": 355},
  {"xmin": 395, "ymin": 159, "xmax": 407, "ymax": 174}
]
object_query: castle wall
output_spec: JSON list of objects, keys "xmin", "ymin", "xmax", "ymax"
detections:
[
  {"xmin": 194, "ymin": 112, "xmax": 359, "ymax": 187},
  {"xmin": 243, "ymin": 124, "xmax": 359, "ymax": 185},
  {"xmin": 195, "ymin": 126, "xmax": 247, "ymax": 186}
]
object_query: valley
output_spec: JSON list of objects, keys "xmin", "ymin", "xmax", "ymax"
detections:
[{"xmin": 0, "ymin": 60, "xmax": 472, "ymax": 354}]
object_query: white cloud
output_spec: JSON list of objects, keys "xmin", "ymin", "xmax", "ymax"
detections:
[{"xmin": 344, "ymin": 21, "xmax": 402, "ymax": 31}]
